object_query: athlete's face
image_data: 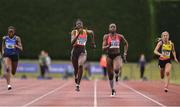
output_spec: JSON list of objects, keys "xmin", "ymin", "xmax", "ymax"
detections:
[
  {"xmin": 76, "ymin": 21, "xmax": 83, "ymax": 29},
  {"xmin": 8, "ymin": 29, "xmax": 15, "ymax": 37},
  {"xmin": 161, "ymin": 32, "xmax": 169, "ymax": 42},
  {"xmin": 109, "ymin": 24, "xmax": 116, "ymax": 34}
]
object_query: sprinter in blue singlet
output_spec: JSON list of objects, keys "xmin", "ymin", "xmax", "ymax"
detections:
[{"xmin": 2, "ymin": 26, "xmax": 23, "ymax": 90}]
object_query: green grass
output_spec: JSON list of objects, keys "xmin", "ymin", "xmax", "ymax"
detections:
[
  {"xmin": 1, "ymin": 60, "xmax": 180, "ymax": 85},
  {"xmin": 121, "ymin": 61, "xmax": 180, "ymax": 84}
]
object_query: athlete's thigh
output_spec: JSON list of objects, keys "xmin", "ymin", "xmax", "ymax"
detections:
[
  {"xmin": 106, "ymin": 56, "xmax": 113, "ymax": 72},
  {"xmin": 3, "ymin": 57, "xmax": 12, "ymax": 70},
  {"xmin": 78, "ymin": 52, "xmax": 87, "ymax": 66},
  {"xmin": 165, "ymin": 63, "xmax": 171, "ymax": 73},
  {"xmin": 113, "ymin": 56, "xmax": 122, "ymax": 70}
]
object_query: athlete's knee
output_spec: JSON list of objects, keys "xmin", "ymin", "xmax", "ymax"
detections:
[
  {"xmin": 78, "ymin": 64, "xmax": 83, "ymax": 68},
  {"xmin": 78, "ymin": 59, "xmax": 85, "ymax": 67},
  {"xmin": 114, "ymin": 69, "xmax": 119, "ymax": 74},
  {"xmin": 78, "ymin": 63, "xmax": 83, "ymax": 68},
  {"xmin": 165, "ymin": 72, "xmax": 170, "ymax": 76},
  {"xmin": 12, "ymin": 71, "xmax": 16, "ymax": 75},
  {"xmin": 5, "ymin": 67, "xmax": 11, "ymax": 72}
]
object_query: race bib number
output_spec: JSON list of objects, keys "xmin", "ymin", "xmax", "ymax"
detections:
[
  {"xmin": 162, "ymin": 51, "xmax": 171, "ymax": 58},
  {"xmin": 77, "ymin": 38, "xmax": 86, "ymax": 45},
  {"xmin": 110, "ymin": 40, "xmax": 120, "ymax": 48},
  {"xmin": 6, "ymin": 44, "xmax": 15, "ymax": 49}
]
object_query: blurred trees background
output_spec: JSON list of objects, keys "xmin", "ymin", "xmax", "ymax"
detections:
[{"xmin": 0, "ymin": 0, "xmax": 179, "ymax": 61}]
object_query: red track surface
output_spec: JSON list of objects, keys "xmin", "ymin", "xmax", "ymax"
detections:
[{"xmin": 0, "ymin": 78, "xmax": 180, "ymax": 107}]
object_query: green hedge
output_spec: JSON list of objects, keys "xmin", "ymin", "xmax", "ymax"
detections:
[
  {"xmin": 0, "ymin": 0, "xmax": 152, "ymax": 61},
  {"xmin": 155, "ymin": 1, "xmax": 180, "ymax": 59}
]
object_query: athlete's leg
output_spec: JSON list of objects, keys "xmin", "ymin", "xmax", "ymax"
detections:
[
  {"xmin": 71, "ymin": 49, "xmax": 79, "ymax": 84},
  {"xmin": 159, "ymin": 60, "xmax": 165, "ymax": 79},
  {"xmin": 164, "ymin": 63, "xmax": 171, "ymax": 92},
  {"xmin": 160, "ymin": 67, "xmax": 165, "ymax": 79},
  {"xmin": 4, "ymin": 57, "xmax": 12, "ymax": 90},
  {"xmin": 103, "ymin": 67, "xmax": 107, "ymax": 77},
  {"xmin": 113, "ymin": 56, "xmax": 122, "ymax": 82},
  {"xmin": 77, "ymin": 53, "xmax": 87, "ymax": 85},
  {"xmin": 107, "ymin": 56, "xmax": 115, "ymax": 95},
  {"xmin": 72, "ymin": 59, "xmax": 78, "ymax": 84},
  {"xmin": 11, "ymin": 61, "xmax": 18, "ymax": 76}
]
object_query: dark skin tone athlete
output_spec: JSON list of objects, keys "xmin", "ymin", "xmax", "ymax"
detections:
[
  {"xmin": 102, "ymin": 23, "xmax": 128, "ymax": 96},
  {"xmin": 2, "ymin": 27, "xmax": 23, "ymax": 88},
  {"xmin": 71, "ymin": 20, "xmax": 96, "ymax": 91}
]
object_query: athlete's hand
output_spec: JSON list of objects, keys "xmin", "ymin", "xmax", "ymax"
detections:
[
  {"xmin": 91, "ymin": 42, "xmax": 96, "ymax": 49},
  {"xmin": 174, "ymin": 58, "xmax": 179, "ymax": 63},
  {"xmin": 14, "ymin": 44, "xmax": 18, "ymax": 48},
  {"xmin": 78, "ymin": 28, "xmax": 83, "ymax": 35},
  {"xmin": 160, "ymin": 54, "xmax": 165, "ymax": 58},
  {"xmin": 106, "ymin": 44, "xmax": 111, "ymax": 49},
  {"xmin": 156, "ymin": 38, "xmax": 162, "ymax": 42},
  {"xmin": 14, "ymin": 44, "xmax": 20, "ymax": 50}
]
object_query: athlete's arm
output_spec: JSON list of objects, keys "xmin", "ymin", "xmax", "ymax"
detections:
[
  {"xmin": 1, "ymin": 37, "xmax": 5, "ymax": 54},
  {"xmin": 71, "ymin": 29, "xmax": 82, "ymax": 46},
  {"xmin": 154, "ymin": 41, "xmax": 163, "ymax": 56},
  {"xmin": 15, "ymin": 36, "xmax": 23, "ymax": 51},
  {"xmin": 120, "ymin": 35, "xmax": 128, "ymax": 62},
  {"xmin": 86, "ymin": 30, "xmax": 96, "ymax": 48},
  {"xmin": 102, "ymin": 34, "xmax": 109, "ymax": 51},
  {"xmin": 171, "ymin": 42, "xmax": 179, "ymax": 63},
  {"xmin": 120, "ymin": 35, "xmax": 128, "ymax": 56}
]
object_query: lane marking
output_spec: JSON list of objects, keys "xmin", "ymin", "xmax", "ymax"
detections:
[
  {"xmin": 94, "ymin": 79, "xmax": 97, "ymax": 107},
  {"xmin": 22, "ymin": 82, "xmax": 70, "ymax": 107},
  {"xmin": 121, "ymin": 82, "xmax": 166, "ymax": 107}
]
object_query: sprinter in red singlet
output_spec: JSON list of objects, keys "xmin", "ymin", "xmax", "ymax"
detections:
[{"xmin": 102, "ymin": 23, "xmax": 128, "ymax": 96}]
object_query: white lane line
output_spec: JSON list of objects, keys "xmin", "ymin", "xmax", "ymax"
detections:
[
  {"xmin": 94, "ymin": 79, "xmax": 97, "ymax": 107},
  {"xmin": 121, "ymin": 83, "xmax": 166, "ymax": 107},
  {"xmin": 22, "ymin": 82, "xmax": 69, "ymax": 107}
]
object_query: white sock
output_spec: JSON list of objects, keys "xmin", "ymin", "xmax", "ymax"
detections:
[{"xmin": 8, "ymin": 84, "xmax": 11, "ymax": 88}]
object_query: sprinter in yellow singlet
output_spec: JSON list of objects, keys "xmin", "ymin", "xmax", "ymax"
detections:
[{"xmin": 154, "ymin": 31, "xmax": 178, "ymax": 92}]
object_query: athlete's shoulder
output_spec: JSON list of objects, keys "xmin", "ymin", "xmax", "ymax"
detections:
[
  {"xmin": 16, "ymin": 35, "xmax": 21, "ymax": 39},
  {"xmin": 71, "ymin": 30, "xmax": 77, "ymax": 36},
  {"xmin": 86, "ymin": 29, "xmax": 93, "ymax": 34},
  {"xmin": 157, "ymin": 40, "xmax": 163, "ymax": 46},
  {"xmin": 2, "ymin": 36, "xmax": 8, "ymax": 40},
  {"xmin": 117, "ymin": 33, "xmax": 125, "ymax": 40},
  {"xmin": 71, "ymin": 29, "xmax": 77, "ymax": 33},
  {"xmin": 117, "ymin": 33, "xmax": 124, "ymax": 37},
  {"xmin": 15, "ymin": 36, "xmax": 21, "ymax": 41},
  {"xmin": 169, "ymin": 40, "xmax": 173, "ymax": 44},
  {"xmin": 103, "ymin": 34, "xmax": 109, "ymax": 38},
  {"xmin": 169, "ymin": 40, "xmax": 174, "ymax": 46}
]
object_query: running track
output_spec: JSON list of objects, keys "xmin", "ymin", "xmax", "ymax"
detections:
[{"xmin": 0, "ymin": 78, "xmax": 180, "ymax": 107}]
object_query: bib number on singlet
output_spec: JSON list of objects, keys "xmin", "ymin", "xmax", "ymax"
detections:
[
  {"xmin": 77, "ymin": 38, "xmax": 86, "ymax": 45},
  {"xmin": 162, "ymin": 51, "xmax": 171, "ymax": 58},
  {"xmin": 6, "ymin": 44, "xmax": 15, "ymax": 49},
  {"xmin": 110, "ymin": 40, "xmax": 120, "ymax": 48}
]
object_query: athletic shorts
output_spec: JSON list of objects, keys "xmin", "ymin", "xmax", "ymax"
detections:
[
  {"xmin": 3, "ymin": 54, "xmax": 19, "ymax": 62},
  {"xmin": 158, "ymin": 59, "xmax": 171, "ymax": 68},
  {"xmin": 107, "ymin": 53, "xmax": 120, "ymax": 60},
  {"xmin": 71, "ymin": 46, "xmax": 87, "ymax": 61}
]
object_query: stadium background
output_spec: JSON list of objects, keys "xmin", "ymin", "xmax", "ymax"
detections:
[{"xmin": 0, "ymin": 0, "xmax": 180, "ymax": 62}]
